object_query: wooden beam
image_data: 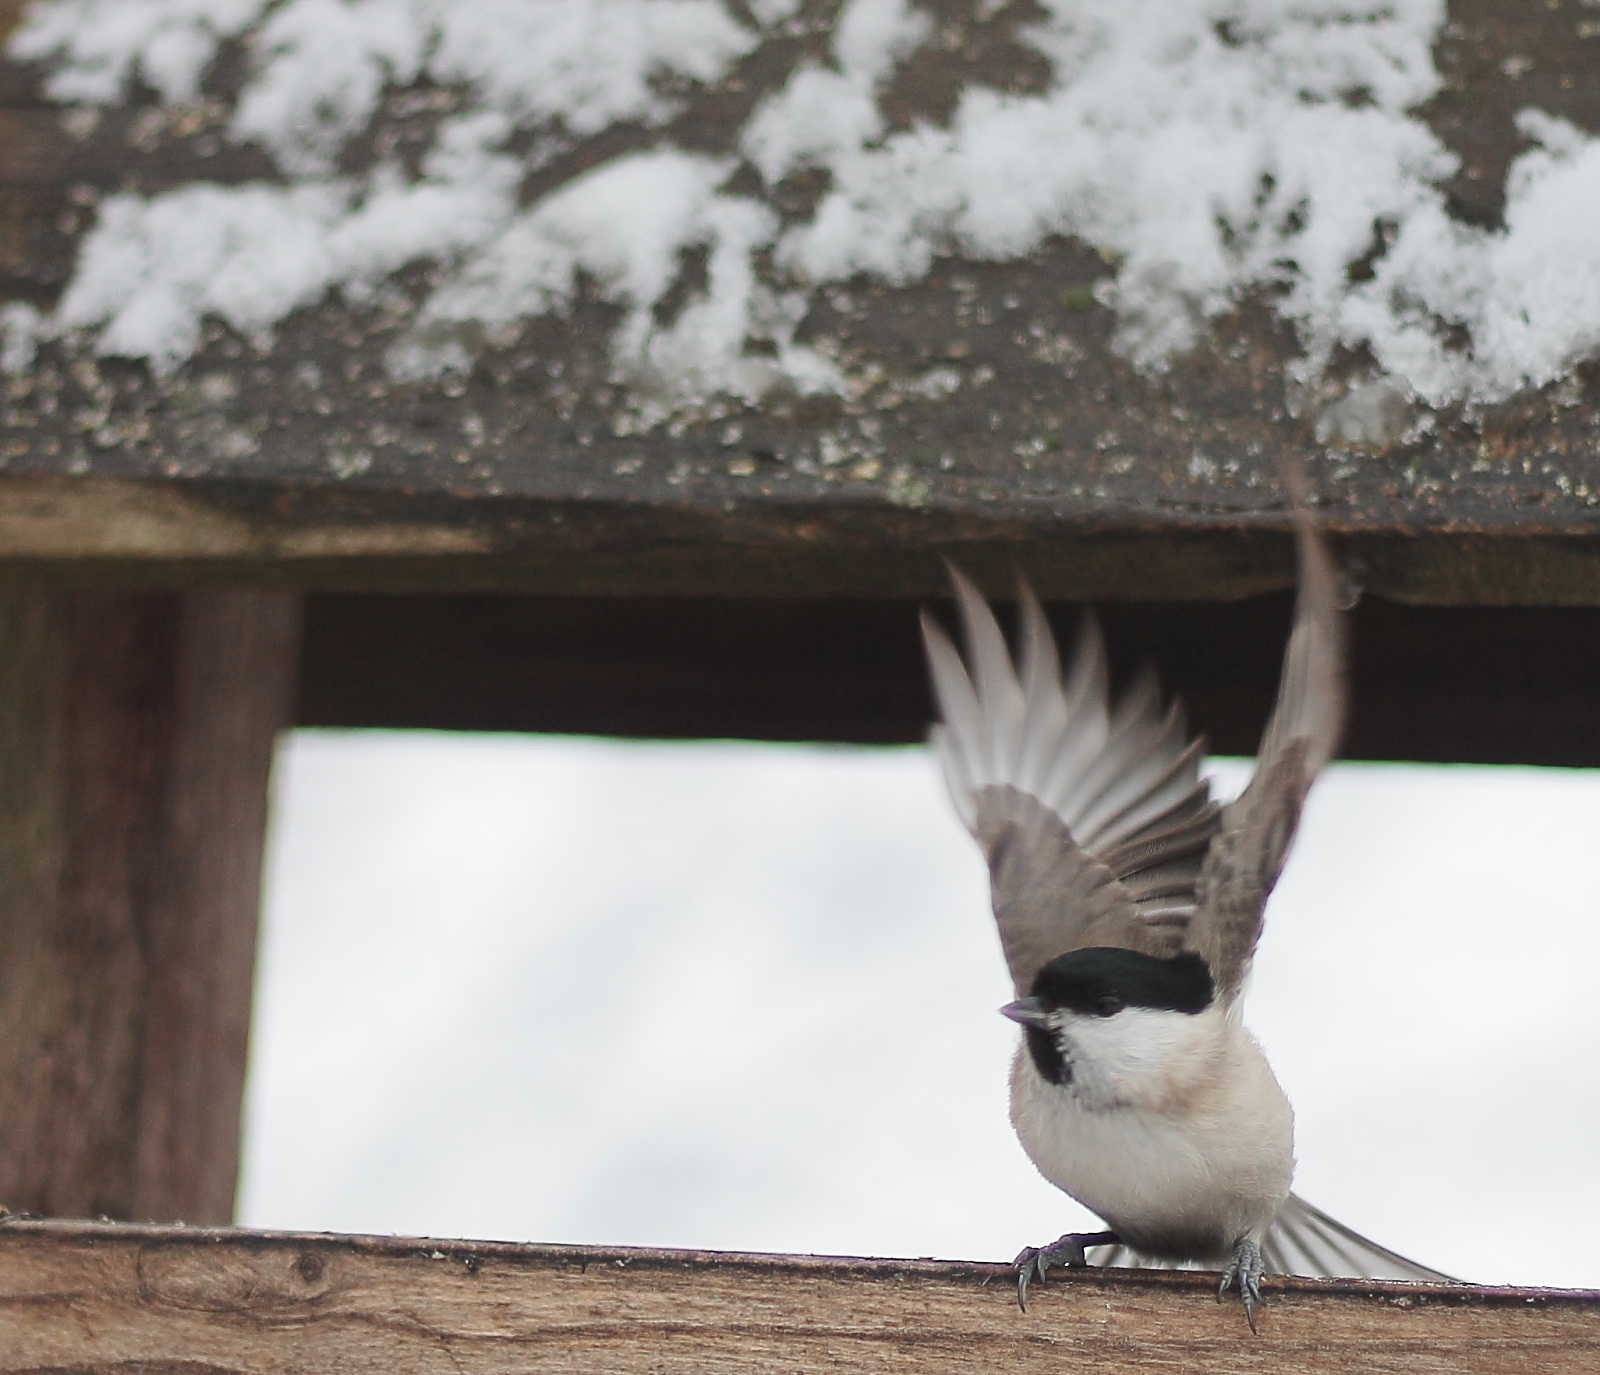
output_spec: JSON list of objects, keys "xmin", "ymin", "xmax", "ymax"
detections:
[
  {"xmin": 0, "ymin": 591, "xmax": 299, "ymax": 1222},
  {"xmin": 0, "ymin": 2, "xmax": 1592, "ymax": 603},
  {"xmin": 295, "ymin": 592, "xmax": 1600, "ymax": 766},
  {"xmin": 0, "ymin": 1221, "xmax": 1592, "ymax": 1374}
]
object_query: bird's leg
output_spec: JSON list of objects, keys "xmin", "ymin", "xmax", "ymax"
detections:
[
  {"xmin": 1013, "ymin": 1230, "xmax": 1119, "ymax": 1310},
  {"xmin": 1218, "ymin": 1237, "xmax": 1265, "ymax": 1332}
]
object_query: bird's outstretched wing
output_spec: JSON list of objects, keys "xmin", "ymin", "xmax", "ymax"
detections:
[
  {"xmin": 922, "ymin": 572, "xmax": 1220, "ymax": 997},
  {"xmin": 1085, "ymin": 1193, "xmax": 1455, "ymax": 1282},
  {"xmin": 923, "ymin": 506, "xmax": 1343, "ymax": 1002},
  {"xmin": 1182, "ymin": 507, "xmax": 1346, "ymax": 1001}
]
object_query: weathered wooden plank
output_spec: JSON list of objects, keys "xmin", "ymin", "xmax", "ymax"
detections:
[
  {"xmin": 0, "ymin": 2, "xmax": 1591, "ymax": 601},
  {"xmin": 0, "ymin": 591, "xmax": 299, "ymax": 1222},
  {"xmin": 294, "ymin": 591, "xmax": 1600, "ymax": 765},
  {"xmin": 1, "ymin": 473, "xmax": 1599, "ymax": 605},
  {"xmin": 0, "ymin": 1222, "xmax": 1593, "ymax": 1374},
  {"xmin": 130, "ymin": 591, "xmax": 303, "ymax": 1223}
]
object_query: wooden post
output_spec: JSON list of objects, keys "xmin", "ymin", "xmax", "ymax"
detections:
[{"xmin": 0, "ymin": 590, "xmax": 300, "ymax": 1223}]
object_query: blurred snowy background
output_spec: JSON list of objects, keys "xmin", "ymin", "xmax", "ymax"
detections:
[{"xmin": 238, "ymin": 733, "xmax": 1600, "ymax": 1291}]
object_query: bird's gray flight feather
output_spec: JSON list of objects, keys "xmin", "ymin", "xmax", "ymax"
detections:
[
  {"xmin": 1087, "ymin": 1192, "xmax": 1453, "ymax": 1282},
  {"xmin": 922, "ymin": 570, "xmax": 1221, "ymax": 998},
  {"xmin": 1183, "ymin": 508, "xmax": 1346, "ymax": 999},
  {"xmin": 922, "ymin": 511, "xmax": 1343, "ymax": 1002}
]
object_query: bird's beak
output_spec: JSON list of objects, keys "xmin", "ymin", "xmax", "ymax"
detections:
[{"xmin": 1000, "ymin": 997, "xmax": 1052, "ymax": 1030}]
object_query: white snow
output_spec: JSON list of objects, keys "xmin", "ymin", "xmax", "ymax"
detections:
[
  {"xmin": 426, "ymin": 0, "xmax": 754, "ymax": 133},
  {"xmin": 234, "ymin": 0, "xmax": 425, "ymax": 175},
  {"xmin": 59, "ymin": 182, "xmax": 351, "ymax": 370},
  {"xmin": 399, "ymin": 146, "xmax": 837, "ymax": 412},
  {"xmin": 776, "ymin": 0, "xmax": 1455, "ymax": 380},
  {"xmin": 745, "ymin": 0, "xmax": 802, "ymax": 27},
  {"xmin": 742, "ymin": 0, "xmax": 927, "ymax": 184},
  {"xmin": 12, "ymin": 0, "xmax": 1600, "ymax": 414},
  {"xmin": 1341, "ymin": 109, "xmax": 1600, "ymax": 403},
  {"xmin": 10, "ymin": 0, "xmax": 261, "ymax": 104},
  {"xmin": 55, "ymin": 111, "xmax": 522, "ymax": 372},
  {"xmin": 0, "ymin": 302, "xmax": 41, "ymax": 374}
]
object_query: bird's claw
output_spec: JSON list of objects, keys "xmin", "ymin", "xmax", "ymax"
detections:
[
  {"xmin": 1218, "ymin": 1238, "xmax": 1265, "ymax": 1333},
  {"xmin": 1013, "ymin": 1231, "xmax": 1117, "ymax": 1311}
]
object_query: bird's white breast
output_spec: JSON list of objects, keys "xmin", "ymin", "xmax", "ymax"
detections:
[{"xmin": 1009, "ymin": 1006, "xmax": 1294, "ymax": 1260}]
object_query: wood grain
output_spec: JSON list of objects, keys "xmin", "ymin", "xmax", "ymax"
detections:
[
  {"xmin": 0, "ymin": 1221, "xmax": 1593, "ymax": 1374},
  {"xmin": 0, "ymin": 2, "xmax": 1593, "ymax": 601},
  {"xmin": 132, "ymin": 592, "xmax": 303, "ymax": 1222},
  {"xmin": 0, "ymin": 592, "xmax": 299, "ymax": 1222}
]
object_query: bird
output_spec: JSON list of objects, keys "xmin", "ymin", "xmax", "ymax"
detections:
[{"xmin": 920, "ymin": 506, "xmax": 1449, "ymax": 1330}]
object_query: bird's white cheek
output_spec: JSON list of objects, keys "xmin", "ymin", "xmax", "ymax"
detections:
[{"xmin": 1059, "ymin": 1008, "xmax": 1216, "ymax": 1109}]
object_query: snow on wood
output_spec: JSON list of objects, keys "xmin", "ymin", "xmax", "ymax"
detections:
[{"xmin": 0, "ymin": 1, "xmax": 1593, "ymax": 600}]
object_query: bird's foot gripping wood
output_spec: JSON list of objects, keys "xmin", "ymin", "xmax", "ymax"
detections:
[
  {"xmin": 1219, "ymin": 1238, "xmax": 1265, "ymax": 1332},
  {"xmin": 1014, "ymin": 1231, "xmax": 1119, "ymax": 1310}
]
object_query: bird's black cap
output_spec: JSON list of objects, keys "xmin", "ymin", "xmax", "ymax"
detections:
[{"xmin": 1031, "ymin": 946, "xmax": 1215, "ymax": 1017}]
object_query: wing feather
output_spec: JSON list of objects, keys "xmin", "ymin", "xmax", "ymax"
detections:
[
  {"xmin": 1057, "ymin": 670, "xmax": 1162, "ymax": 831},
  {"xmin": 1184, "ymin": 507, "xmax": 1346, "ymax": 1000},
  {"xmin": 1014, "ymin": 584, "xmax": 1071, "ymax": 798},
  {"xmin": 975, "ymin": 787, "xmax": 1166, "ymax": 995},
  {"xmin": 1036, "ymin": 620, "xmax": 1113, "ymax": 816},
  {"xmin": 922, "ymin": 618, "xmax": 988, "ymax": 830},
  {"xmin": 950, "ymin": 567, "xmax": 1027, "ymax": 783},
  {"xmin": 1076, "ymin": 719, "xmax": 1205, "ymax": 851},
  {"xmin": 924, "ymin": 507, "xmax": 1341, "ymax": 1002},
  {"xmin": 922, "ymin": 574, "xmax": 1219, "ymax": 994}
]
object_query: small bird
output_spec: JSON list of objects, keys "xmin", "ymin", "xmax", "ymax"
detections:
[{"xmin": 921, "ymin": 508, "xmax": 1448, "ymax": 1329}]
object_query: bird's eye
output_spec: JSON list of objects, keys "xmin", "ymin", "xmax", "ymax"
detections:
[{"xmin": 1095, "ymin": 994, "xmax": 1123, "ymax": 1017}]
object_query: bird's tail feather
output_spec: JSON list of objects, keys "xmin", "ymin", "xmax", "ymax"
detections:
[{"xmin": 1085, "ymin": 1193, "xmax": 1455, "ymax": 1282}]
